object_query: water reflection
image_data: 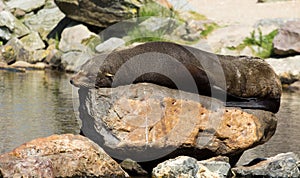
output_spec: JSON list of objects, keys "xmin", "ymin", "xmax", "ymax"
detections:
[{"xmin": 0, "ymin": 70, "xmax": 79, "ymax": 154}]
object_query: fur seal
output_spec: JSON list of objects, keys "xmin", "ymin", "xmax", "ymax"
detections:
[{"xmin": 71, "ymin": 41, "xmax": 281, "ymax": 113}]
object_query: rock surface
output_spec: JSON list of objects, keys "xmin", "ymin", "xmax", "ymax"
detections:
[
  {"xmin": 0, "ymin": 11, "xmax": 30, "ymax": 40},
  {"xmin": 152, "ymin": 156, "xmax": 219, "ymax": 178},
  {"xmin": 266, "ymin": 55, "xmax": 300, "ymax": 82},
  {"xmin": 198, "ymin": 157, "xmax": 231, "ymax": 178},
  {"xmin": 120, "ymin": 159, "xmax": 148, "ymax": 176},
  {"xmin": 273, "ymin": 21, "xmax": 300, "ymax": 56},
  {"xmin": 6, "ymin": 0, "xmax": 46, "ymax": 13},
  {"xmin": 77, "ymin": 82, "xmax": 277, "ymax": 169},
  {"xmin": 61, "ymin": 51, "xmax": 93, "ymax": 72},
  {"xmin": 0, "ymin": 134, "xmax": 129, "ymax": 177},
  {"xmin": 24, "ymin": 7, "xmax": 65, "ymax": 39},
  {"xmin": 232, "ymin": 152, "xmax": 300, "ymax": 177},
  {"xmin": 59, "ymin": 24, "xmax": 99, "ymax": 52},
  {"xmin": 1, "ymin": 38, "xmax": 31, "ymax": 64},
  {"xmin": 54, "ymin": 0, "xmax": 143, "ymax": 28},
  {"xmin": 95, "ymin": 37, "xmax": 125, "ymax": 53},
  {"xmin": 20, "ymin": 32, "xmax": 46, "ymax": 51}
]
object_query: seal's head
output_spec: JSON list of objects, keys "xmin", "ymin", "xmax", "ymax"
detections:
[
  {"xmin": 70, "ymin": 69, "xmax": 97, "ymax": 88},
  {"xmin": 70, "ymin": 55, "xmax": 108, "ymax": 89}
]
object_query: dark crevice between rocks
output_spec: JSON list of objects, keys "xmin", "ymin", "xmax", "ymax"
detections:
[
  {"xmin": 47, "ymin": 17, "xmax": 80, "ymax": 40},
  {"xmin": 32, "ymin": 5, "xmax": 45, "ymax": 15}
]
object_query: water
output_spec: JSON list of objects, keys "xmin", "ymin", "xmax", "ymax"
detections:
[
  {"xmin": 0, "ymin": 70, "xmax": 299, "ymax": 164},
  {"xmin": 0, "ymin": 70, "xmax": 80, "ymax": 154}
]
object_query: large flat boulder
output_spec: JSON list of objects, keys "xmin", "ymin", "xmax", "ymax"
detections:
[
  {"xmin": 54, "ymin": 0, "xmax": 143, "ymax": 28},
  {"xmin": 0, "ymin": 134, "xmax": 129, "ymax": 177},
  {"xmin": 77, "ymin": 83, "xmax": 277, "ymax": 169}
]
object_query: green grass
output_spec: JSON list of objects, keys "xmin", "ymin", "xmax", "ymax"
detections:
[
  {"xmin": 227, "ymin": 28, "xmax": 278, "ymax": 58},
  {"xmin": 187, "ymin": 11, "xmax": 207, "ymax": 21},
  {"xmin": 200, "ymin": 23, "xmax": 219, "ymax": 37},
  {"xmin": 125, "ymin": 27, "xmax": 170, "ymax": 45},
  {"xmin": 55, "ymin": 33, "xmax": 60, "ymax": 49},
  {"xmin": 139, "ymin": 0, "xmax": 175, "ymax": 19}
]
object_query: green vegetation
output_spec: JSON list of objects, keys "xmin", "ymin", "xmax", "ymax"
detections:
[
  {"xmin": 126, "ymin": 1, "xmax": 215, "ymax": 45},
  {"xmin": 125, "ymin": 27, "xmax": 170, "ymax": 45},
  {"xmin": 81, "ymin": 35, "xmax": 102, "ymax": 52},
  {"xmin": 187, "ymin": 11, "xmax": 207, "ymax": 21},
  {"xmin": 139, "ymin": 0, "xmax": 175, "ymax": 19},
  {"xmin": 126, "ymin": 0, "xmax": 179, "ymax": 45},
  {"xmin": 55, "ymin": 33, "xmax": 60, "ymax": 49},
  {"xmin": 200, "ymin": 23, "xmax": 219, "ymax": 37},
  {"xmin": 228, "ymin": 28, "xmax": 278, "ymax": 58}
]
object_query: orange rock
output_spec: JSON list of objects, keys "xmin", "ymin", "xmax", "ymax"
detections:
[{"xmin": 0, "ymin": 134, "xmax": 129, "ymax": 177}]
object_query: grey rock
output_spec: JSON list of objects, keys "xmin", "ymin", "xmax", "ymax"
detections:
[
  {"xmin": 20, "ymin": 32, "xmax": 46, "ymax": 51},
  {"xmin": 95, "ymin": 37, "xmax": 125, "ymax": 53},
  {"xmin": 265, "ymin": 55, "xmax": 300, "ymax": 80},
  {"xmin": 59, "ymin": 24, "xmax": 98, "ymax": 52},
  {"xmin": 46, "ymin": 48, "xmax": 63, "ymax": 70},
  {"xmin": 0, "ymin": 11, "xmax": 30, "ymax": 39},
  {"xmin": 6, "ymin": 0, "xmax": 45, "ymax": 13},
  {"xmin": 2, "ymin": 38, "xmax": 32, "ymax": 64},
  {"xmin": 54, "ymin": 0, "xmax": 142, "ymax": 28},
  {"xmin": 152, "ymin": 156, "xmax": 199, "ymax": 177},
  {"xmin": 24, "ymin": 7, "xmax": 65, "ymax": 40},
  {"xmin": 32, "ymin": 50, "xmax": 48, "ymax": 63},
  {"xmin": 138, "ymin": 17, "xmax": 178, "ymax": 33},
  {"xmin": 0, "ymin": 134, "xmax": 129, "ymax": 177},
  {"xmin": 232, "ymin": 152, "xmax": 300, "ymax": 177},
  {"xmin": 273, "ymin": 21, "xmax": 300, "ymax": 56},
  {"xmin": 61, "ymin": 51, "xmax": 92, "ymax": 72},
  {"xmin": 198, "ymin": 159, "xmax": 231, "ymax": 178},
  {"xmin": 120, "ymin": 159, "xmax": 148, "ymax": 176},
  {"xmin": 152, "ymin": 156, "xmax": 219, "ymax": 178},
  {"xmin": 61, "ymin": 51, "xmax": 82, "ymax": 72}
]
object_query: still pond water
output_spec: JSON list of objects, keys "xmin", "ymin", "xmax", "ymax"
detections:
[{"xmin": 0, "ymin": 70, "xmax": 299, "ymax": 165}]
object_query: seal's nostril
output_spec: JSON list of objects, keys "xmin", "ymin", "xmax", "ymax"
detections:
[{"xmin": 70, "ymin": 79, "xmax": 74, "ymax": 85}]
